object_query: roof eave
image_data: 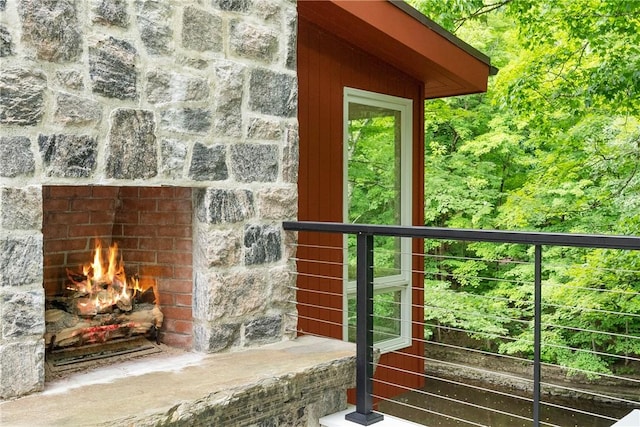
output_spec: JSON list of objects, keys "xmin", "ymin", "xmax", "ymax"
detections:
[{"xmin": 298, "ymin": 0, "xmax": 495, "ymax": 99}]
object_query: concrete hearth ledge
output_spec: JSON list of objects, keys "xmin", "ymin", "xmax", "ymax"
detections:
[{"xmin": 0, "ymin": 336, "xmax": 356, "ymax": 426}]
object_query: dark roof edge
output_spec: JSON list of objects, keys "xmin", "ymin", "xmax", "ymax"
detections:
[{"xmin": 389, "ymin": 0, "xmax": 498, "ymax": 75}]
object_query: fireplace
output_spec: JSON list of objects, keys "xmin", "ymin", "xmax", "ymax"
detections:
[
  {"xmin": 1, "ymin": 179, "xmax": 297, "ymax": 399},
  {"xmin": 39, "ymin": 186, "xmax": 193, "ymax": 376},
  {"xmin": 0, "ymin": 0, "xmax": 298, "ymax": 400},
  {"xmin": 43, "ymin": 186, "xmax": 194, "ymax": 352}
]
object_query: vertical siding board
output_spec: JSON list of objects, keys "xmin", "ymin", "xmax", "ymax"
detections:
[
  {"xmin": 412, "ymin": 82, "xmax": 427, "ymax": 390},
  {"xmin": 328, "ymin": 33, "xmax": 345, "ymax": 338},
  {"xmin": 306, "ymin": 22, "xmax": 322, "ymax": 333},
  {"xmin": 317, "ymin": 30, "xmax": 332, "ymax": 336},
  {"xmin": 296, "ymin": 20, "xmax": 311, "ymax": 334}
]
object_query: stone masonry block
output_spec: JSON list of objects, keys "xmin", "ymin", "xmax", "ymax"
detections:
[
  {"xmin": 135, "ymin": 0, "xmax": 173, "ymax": 55},
  {"xmin": 285, "ymin": 7, "xmax": 297, "ymax": 70},
  {"xmin": 193, "ymin": 270, "xmax": 268, "ymax": 322},
  {"xmin": 255, "ymin": 0, "xmax": 281, "ymax": 23},
  {"xmin": 18, "ymin": 0, "xmax": 82, "ymax": 62},
  {"xmin": 244, "ymin": 223, "xmax": 282, "ymax": 265},
  {"xmin": 0, "ymin": 186, "xmax": 42, "ymax": 230},
  {"xmin": 213, "ymin": 0, "xmax": 252, "ymax": 13},
  {"xmin": 212, "ymin": 61, "xmax": 245, "ymax": 137},
  {"xmin": 0, "ymin": 68, "xmax": 47, "ymax": 125},
  {"xmin": 146, "ymin": 71, "xmax": 209, "ymax": 104},
  {"xmin": 247, "ymin": 117, "xmax": 282, "ymax": 141},
  {"xmin": 0, "ymin": 339, "xmax": 44, "ymax": 399},
  {"xmin": 39, "ymin": 134, "xmax": 98, "ymax": 178},
  {"xmin": 283, "ymin": 228, "xmax": 298, "ymax": 260},
  {"xmin": 282, "ymin": 309, "xmax": 298, "ymax": 340},
  {"xmin": 161, "ymin": 108, "xmax": 212, "ymax": 134},
  {"xmin": 282, "ymin": 123, "xmax": 300, "ymax": 183},
  {"xmin": 182, "ymin": 6, "xmax": 223, "ymax": 52},
  {"xmin": 192, "ymin": 271, "xmax": 218, "ymax": 322},
  {"xmin": 0, "ymin": 234, "xmax": 43, "ymax": 287},
  {"xmin": 54, "ymin": 93, "xmax": 102, "ymax": 125},
  {"xmin": 192, "ymin": 322, "xmax": 240, "ymax": 353},
  {"xmin": 229, "ymin": 19, "xmax": 279, "ymax": 63},
  {"xmin": 257, "ymin": 186, "xmax": 297, "ymax": 220},
  {"xmin": 189, "ymin": 144, "xmax": 228, "ymax": 181},
  {"xmin": 0, "ymin": 136, "xmax": 35, "ymax": 178},
  {"xmin": 249, "ymin": 68, "xmax": 297, "ymax": 118},
  {"xmin": 195, "ymin": 226, "xmax": 242, "ymax": 268},
  {"xmin": 231, "ymin": 144, "xmax": 278, "ymax": 183},
  {"xmin": 0, "ymin": 25, "xmax": 12, "ymax": 57},
  {"xmin": 106, "ymin": 109, "xmax": 157, "ymax": 179},
  {"xmin": 1, "ymin": 287, "xmax": 45, "ymax": 338},
  {"xmin": 92, "ymin": 0, "xmax": 129, "ymax": 27},
  {"xmin": 159, "ymin": 138, "xmax": 187, "ymax": 179},
  {"xmin": 56, "ymin": 70, "xmax": 84, "ymax": 90},
  {"xmin": 90, "ymin": 37, "xmax": 137, "ymax": 99},
  {"xmin": 244, "ymin": 315, "xmax": 282, "ymax": 345},
  {"xmin": 267, "ymin": 264, "xmax": 296, "ymax": 308},
  {"xmin": 195, "ymin": 188, "xmax": 254, "ymax": 224}
]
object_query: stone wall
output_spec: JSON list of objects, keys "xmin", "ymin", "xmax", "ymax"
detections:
[{"xmin": 0, "ymin": 0, "xmax": 298, "ymax": 399}]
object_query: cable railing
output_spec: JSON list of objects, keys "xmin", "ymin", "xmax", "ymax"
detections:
[{"xmin": 283, "ymin": 221, "xmax": 640, "ymax": 426}]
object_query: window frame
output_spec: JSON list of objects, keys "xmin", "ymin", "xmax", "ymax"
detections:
[{"xmin": 342, "ymin": 87, "xmax": 413, "ymax": 353}]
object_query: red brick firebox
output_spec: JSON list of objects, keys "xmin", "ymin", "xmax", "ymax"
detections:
[{"xmin": 42, "ymin": 186, "xmax": 193, "ymax": 349}]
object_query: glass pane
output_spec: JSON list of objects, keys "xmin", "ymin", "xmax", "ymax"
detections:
[
  {"xmin": 347, "ymin": 290, "xmax": 403, "ymax": 344},
  {"xmin": 346, "ymin": 102, "xmax": 402, "ymax": 280}
]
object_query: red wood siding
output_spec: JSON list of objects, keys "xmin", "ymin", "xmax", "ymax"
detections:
[{"xmin": 297, "ymin": 18, "xmax": 425, "ymax": 399}]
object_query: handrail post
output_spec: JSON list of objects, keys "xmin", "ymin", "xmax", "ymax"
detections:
[
  {"xmin": 346, "ymin": 232, "xmax": 384, "ymax": 425},
  {"xmin": 533, "ymin": 245, "xmax": 542, "ymax": 427}
]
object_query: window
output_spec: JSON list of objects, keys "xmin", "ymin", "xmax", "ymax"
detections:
[{"xmin": 343, "ymin": 87, "xmax": 412, "ymax": 352}]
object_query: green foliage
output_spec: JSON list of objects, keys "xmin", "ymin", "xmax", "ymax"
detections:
[
  {"xmin": 408, "ymin": 0, "xmax": 505, "ymax": 32},
  {"xmin": 402, "ymin": 0, "xmax": 640, "ymax": 377},
  {"xmin": 346, "ymin": 113, "xmax": 404, "ymax": 279},
  {"xmin": 348, "ymin": 291, "xmax": 402, "ymax": 344},
  {"xmin": 348, "ymin": 115, "xmax": 399, "ymax": 226},
  {"xmin": 497, "ymin": 0, "xmax": 640, "ymax": 118},
  {"xmin": 425, "ymin": 280, "xmax": 513, "ymax": 343}
]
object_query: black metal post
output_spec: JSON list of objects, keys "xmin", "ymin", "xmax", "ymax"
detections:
[
  {"xmin": 346, "ymin": 233, "xmax": 384, "ymax": 425},
  {"xmin": 533, "ymin": 245, "xmax": 542, "ymax": 427}
]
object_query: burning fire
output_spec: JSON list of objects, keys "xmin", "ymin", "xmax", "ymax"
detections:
[{"xmin": 67, "ymin": 240, "xmax": 154, "ymax": 316}]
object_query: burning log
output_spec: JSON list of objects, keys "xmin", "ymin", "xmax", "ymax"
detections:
[
  {"xmin": 116, "ymin": 297, "xmax": 133, "ymax": 312},
  {"xmin": 45, "ymin": 303, "xmax": 163, "ymax": 349}
]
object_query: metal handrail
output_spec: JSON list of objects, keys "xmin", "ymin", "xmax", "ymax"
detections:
[
  {"xmin": 283, "ymin": 221, "xmax": 640, "ymax": 249},
  {"xmin": 282, "ymin": 220, "xmax": 640, "ymax": 426}
]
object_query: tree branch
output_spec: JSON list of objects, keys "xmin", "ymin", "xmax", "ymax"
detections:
[{"xmin": 454, "ymin": 0, "xmax": 514, "ymax": 32}]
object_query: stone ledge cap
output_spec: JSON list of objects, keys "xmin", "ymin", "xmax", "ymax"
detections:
[{"xmin": 0, "ymin": 336, "xmax": 355, "ymax": 426}]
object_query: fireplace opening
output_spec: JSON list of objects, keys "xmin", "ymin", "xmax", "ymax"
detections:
[{"xmin": 42, "ymin": 186, "xmax": 193, "ymax": 374}]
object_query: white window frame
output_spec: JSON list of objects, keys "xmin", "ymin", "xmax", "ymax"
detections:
[{"xmin": 343, "ymin": 87, "xmax": 413, "ymax": 353}]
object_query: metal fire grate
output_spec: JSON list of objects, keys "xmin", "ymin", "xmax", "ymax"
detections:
[{"xmin": 46, "ymin": 337, "xmax": 164, "ymax": 378}]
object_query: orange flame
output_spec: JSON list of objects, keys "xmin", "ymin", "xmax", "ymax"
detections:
[
  {"xmin": 92, "ymin": 241, "xmax": 104, "ymax": 282},
  {"xmin": 68, "ymin": 240, "xmax": 148, "ymax": 315}
]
